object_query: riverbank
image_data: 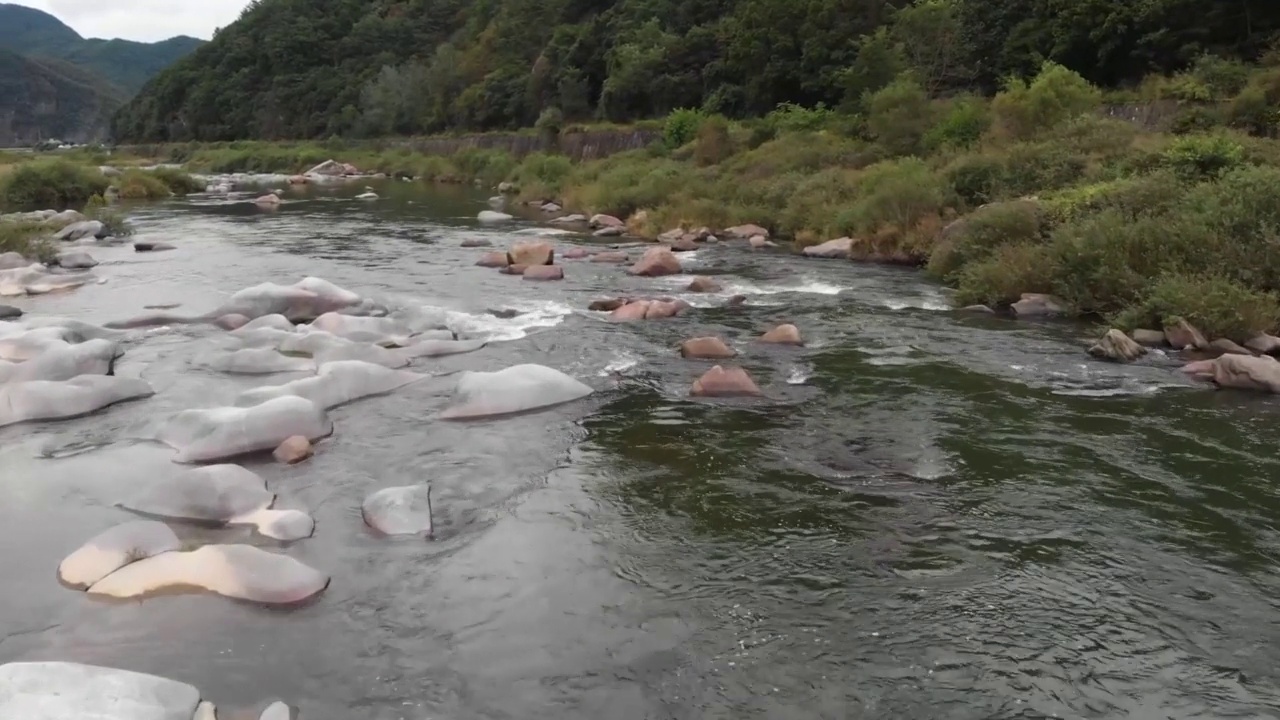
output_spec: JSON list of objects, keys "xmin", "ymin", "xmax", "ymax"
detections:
[{"xmin": 10, "ymin": 63, "xmax": 1280, "ymax": 345}]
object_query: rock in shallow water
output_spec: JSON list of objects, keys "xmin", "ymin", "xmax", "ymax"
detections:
[
  {"xmin": 627, "ymin": 247, "xmax": 682, "ymax": 277},
  {"xmin": 478, "ymin": 210, "xmax": 513, "ymax": 223},
  {"xmin": 680, "ymin": 337, "xmax": 736, "ymax": 359},
  {"xmin": 260, "ymin": 700, "xmax": 292, "ymax": 720},
  {"xmin": 235, "ymin": 360, "xmax": 423, "ymax": 410},
  {"xmin": 440, "ymin": 364, "xmax": 593, "ymax": 420},
  {"xmin": 691, "ymin": 365, "xmax": 762, "ymax": 397},
  {"xmin": 273, "ymin": 435, "xmax": 314, "ymax": 464},
  {"xmin": 87, "ymin": 544, "xmax": 330, "ymax": 604},
  {"xmin": 0, "ymin": 375, "xmax": 154, "ymax": 427},
  {"xmin": 363, "ymin": 485, "xmax": 433, "ymax": 537},
  {"xmin": 0, "ymin": 337, "xmax": 120, "ymax": 383},
  {"xmin": 123, "ymin": 465, "xmax": 273, "ymax": 524},
  {"xmin": 759, "ymin": 324, "xmax": 803, "ymax": 345},
  {"xmin": 57, "ymin": 251, "xmax": 98, "ymax": 269},
  {"xmin": 58, "ymin": 520, "xmax": 181, "ymax": 589},
  {"xmin": 1088, "ymin": 328, "xmax": 1147, "ymax": 363},
  {"xmin": 157, "ymin": 396, "xmax": 333, "ymax": 463},
  {"xmin": 0, "ymin": 661, "xmax": 200, "ymax": 720},
  {"xmin": 134, "ymin": 242, "xmax": 176, "ymax": 253}
]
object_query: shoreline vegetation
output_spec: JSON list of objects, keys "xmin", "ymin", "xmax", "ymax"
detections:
[{"xmin": 9, "ymin": 59, "xmax": 1280, "ymax": 354}]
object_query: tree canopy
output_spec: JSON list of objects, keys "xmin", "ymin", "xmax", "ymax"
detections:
[{"xmin": 112, "ymin": 0, "xmax": 1280, "ymax": 142}]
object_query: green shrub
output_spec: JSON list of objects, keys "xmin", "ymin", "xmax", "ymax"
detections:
[
  {"xmin": 0, "ymin": 220, "xmax": 55, "ymax": 263},
  {"xmin": 763, "ymin": 102, "xmax": 838, "ymax": 134},
  {"xmin": 998, "ymin": 142, "xmax": 1089, "ymax": 197},
  {"xmin": 1226, "ymin": 86, "xmax": 1276, "ymax": 137},
  {"xmin": 561, "ymin": 154, "xmax": 690, "ymax": 218},
  {"xmin": 1160, "ymin": 133, "xmax": 1245, "ymax": 180},
  {"xmin": 926, "ymin": 199, "xmax": 1044, "ymax": 281},
  {"xmin": 992, "ymin": 61, "xmax": 1102, "ymax": 140},
  {"xmin": 1171, "ymin": 106, "xmax": 1224, "ymax": 135},
  {"xmin": 664, "ymin": 108, "xmax": 706, "ymax": 149},
  {"xmin": 1115, "ymin": 275, "xmax": 1280, "ymax": 342},
  {"xmin": 837, "ymin": 158, "xmax": 951, "ymax": 235},
  {"xmin": 694, "ymin": 115, "xmax": 735, "ymax": 166},
  {"xmin": 116, "ymin": 170, "xmax": 173, "ymax": 199},
  {"xmin": 1191, "ymin": 54, "xmax": 1251, "ymax": 100},
  {"xmin": 148, "ymin": 167, "xmax": 204, "ymax": 194},
  {"xmin": 778, "ymin": 168, "xmax": 863, "ymax": 238},
  {"xmin": 0, "ymin": 160, "xmax": 109, "ymax": 211},
  {"xmin": 452, "ymin": 148, "xmax": 516, "ymax": 185},
  {"xmin": 953, "ymin": 243, "xmax": 1057, "ymax": 307},
  {"xmin": 865, "ymin": 76, "xmax": 933, "ymax": 156},
  {"xmin": 944, "ymin": 153, "xmax": 1004, "ymax": 208},
  {"xmin": 924, "ymin": 95, "xmax": 990, "ymax": 150},
  {"xmin": 508, "ymin": 153, "xmax": 573, "ymax": 196},
  {"xmin": 1041, "ymin": 171, "xmax": 1186, "ymax": 224}
]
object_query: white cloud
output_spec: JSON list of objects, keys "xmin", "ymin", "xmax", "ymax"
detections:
[{"xmin": 14, "ymin": 0, "xmax": 251, "ymax": 42}]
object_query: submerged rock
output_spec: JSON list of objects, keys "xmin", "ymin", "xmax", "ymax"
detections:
[
  {"xmin": 523, "ymin": 265, "xmax": 564, "ymax": 281},
  {"xmin": 1164, "ymin": 318, "xmax": 1208, "ymax": 350},
  {"xmin": 0, "ymin": 305, "xmax": 20, "ymax": 320},
  {"xmin": 460, "ymin": 238, "xmax": 492, "ymax": 247},
  {"xmin": 362, "ymin": 485, "xmax": 434, "ymax": 537},
  {"xmin": 760, "ymin": 324, "xmax": 803, "ymax": 345},
  {"xmin": 593, "ymin": 226, "xmax": 624, "ymax": 237},
  {"xmin": 691, "ymin": 366, "xmax": 762, "ymax": 397},
  {"xmin": 958, "ymin": 304, "xmax": 994, "ymax": 314},
  {"xmin": 273, "ymin": 436, "xmax": 314, "ymax": 464},
  {"xmin": 0, "ymin": 375, "xmax": 153, "ymax": 428},
  {"xmin": 628, "ymin": 247, "xmax": 682, "ymax": 277},
  {"xmin": 122, "ymin": 465, "xmax": 312, "ymax": 542},
  {"xmin": 1088, "ymin": 329, "xmax": 1147, "ymax": 363},
  {"xmin": 134, "ymin": 242, "xmax": 176, "ymax": 253},
  {"xmin": 561, "ymin": 247, "xmax": 590, "ymax": 260},
  {"xmin": 58, "ymin": 521, "xmax": 181, "ymax": 589},
  {"xmin": 440, "ymin": 364, "xmax": 593, "ymax": 420},
  {"xmin": 207, "ymin": 348, "xmax": 315, "ymax": 375},
  {"xmin": 687, "ymin": 276, "xmax": 722, "ymax": 293},
  {"xmin": 801, "ymin": 237, "xmax": 852, "ymax": 259},
  {"xmin": 157, "ymin": 396, "xmax": 333, "ymax": 463},
  {"xmin": 680, "ymin": 337, "xmax": 736, "ymax": 359},
  {"xmin": 589, "ymin": 251, "xmax": 628, "ymax": 264},
  {"xmin": 87, "ymin": 544, "xmax": 330, "ymax": 604},
  {"xmin": 0, "ymin": 661, "xmax": 200, "ymax": 720}
]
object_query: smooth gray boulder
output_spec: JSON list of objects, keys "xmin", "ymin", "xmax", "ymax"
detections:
[
  {"xmin": 362, "ymin": 485, "xmax": 433, "ymax": 537},
  {"xmin": 233, "ymin": 314, "xmax": 296, "ymax": 334},
  {"xmin": 54, "ymin": 220, "xmax": 106, "ymax": 241},
  {"xmin": 307, "ymin": 312, "xmax": 414, "ymax": 345},
  {"xmin": 0, "ymin": 375, "xmax": 154, "ymax": 427},
  {"xmin": 206, "ymin": 348, "xmax": 316, "ymax": 375},
  {"xmin": 235, "ymin": 361, "xmax": 423, "ymax": 410},
  {"xmin": 0, "ymin": 265, "xmax": 95, "ymax": 296},
  {"xmin": 0, "ymin": 305, "xmax": 19, "ymax": 319},
  {"xmin": 58, "ymin": 521, "xmax": 181, "ymax": 588},
  {"xmin": 478, "ymin": 210, "xmax": 513, "ymax": 223},
  {"xmin": 0, "ymin": 662, "xmax": 200, "ymax": 720},
  {"xmin": 0, "ymin": 329, "xmax": 72, "ymax": 361},
  {"xmin": 157, "ymin": 396, "xmax": 333, "ymax": 463},
  {"xmin": 440, "ymin": 363, "xmax": 593, "ymax": 419},
  {"xmin": 260, "ymin": 700, "xmax": 292, "ymax": 720},
  {"xmin": 121, "ymin": 465, "xmax": 314, "ymax": 541},
  {"xmin": 104, "ymin": 277, "xmax": 365, "ymax": 330},
  {"xmin": 0, "ymin": 252, "xmax": 27, "ymax": 270},
  {"xmin": 0, "ymin": 338, "xmax": 121, "ymax": 383},
  {"xmin": 44, "ymin": 209, "xmax": 86, "ymax": 226},
  {"xmin": 57, "ymin": 251, "xmax": 98, "ymax": 269},
  {"xmin": 88, "ymin": 544, "xmax": 330, "ymax": 604}
]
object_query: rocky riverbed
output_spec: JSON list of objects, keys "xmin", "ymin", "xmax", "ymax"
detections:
[{"xmin": 2, "ymin": 178, "xmax": 1280, "ymax": 719}]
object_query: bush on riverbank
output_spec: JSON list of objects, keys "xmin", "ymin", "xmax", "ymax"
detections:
[
  {"xmin": 0, "ymin": 221, "xmax": 56, "ymax": 263},
  {"xmin": 0, "ymin": 160, "xmax": 108, "ymax": 211}
]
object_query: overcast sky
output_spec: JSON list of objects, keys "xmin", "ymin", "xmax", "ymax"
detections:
[{"xmin": 14, "ymin": 0, "xmax": 252, "ymax": 42}]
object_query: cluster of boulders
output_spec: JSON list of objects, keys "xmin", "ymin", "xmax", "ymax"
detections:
[{"xmin": 1082, "ymin": 315, "xmax": 1280, "ymax": 395}]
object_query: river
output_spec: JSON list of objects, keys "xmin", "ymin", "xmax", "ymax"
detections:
[{"xmin": 2, "ymin": 178, "xmax": 1279, "ymax": 719}]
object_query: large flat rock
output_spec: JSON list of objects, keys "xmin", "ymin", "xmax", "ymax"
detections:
[{"xmin": 0, "ymin": 661, "xmax": 200, "ymax": 720}]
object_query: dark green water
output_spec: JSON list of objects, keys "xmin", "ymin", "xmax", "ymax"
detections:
[{"xmin": 1, "ymin": 179, "xmax": 1278, "ymax": 719}]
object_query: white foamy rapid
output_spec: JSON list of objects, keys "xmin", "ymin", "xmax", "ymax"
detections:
[
  {"xmin": 600, "ymin": 350, "xmax": 642, "ymax": 376},
  {"xmin": 786, "ymin": 365, "xmax": 812, "ymax": 385},
  {"xmin": 444, "ymin": 301, "xmax": 575, "ymax": 342},
  {"xmin": 515, "ymin": 228, "xmax": 576, "ymax": 236},
  {"xmin": 880, "ymin": 294, "xmax": 951, "ymax": 311}
]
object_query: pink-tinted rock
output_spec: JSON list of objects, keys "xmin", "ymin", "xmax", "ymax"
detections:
[
  {"xmin": 287, "ymin": 175, "xmax": 309, "ymax": 185},
  {"xmin": 668, "ymin": 236, "xmax": 698, "ymax": 252},
  {"xmin": 58, "ymin": 521, "xmax": 181, "ymax": 589},
  {"xmin": 590, "ymin": 251, "xmax": 629, "ymax": 263},
  {"xmin": 680, "ymin": 337, "xmax": 736, "ymax": 359},
  {"xmin": 1011, "ymin": 293, "xmax": 1066, "ymax": 318},
  {"xmin": 748, "ymin": 235, "xmax": 775, "ymax": 249},
  {"xmin": 214, "ymin": 313, "xmax": 251, "ymax": 331},
  {"xmin": 628, "ymin": 247, "xmax": 682, "ymax": 277},
  {"xmin": 691, "ymin": 366, "xmax": 762, "ymax": 397},
  {"xmin": 253, "ymin": 194, "xmax": 281, "ymax": 207},
  {"xmin": 1165, "ymin": 318, "xmax": 1209, "ymax": 350},
  {"xmin": 802, "ymin": 237, "xmax": 852, "ymax": 259},
  {"xmin": 590, "ymin": 214, "xmax": 624, "ymax": 229},
  {"xmin": 608, "ymin": 301, "xmax": 652, "ymax": 322},
  {"xmin": 1208, "ymin": 354, "xmax": 1280, "ymax": 393},
  {"xmin": 561, "ymin": 247, "xmax": 590, "ymax": 260},
  {"xmin": 523, "ymin": 265, "xmax": 565, "ymax": 281},
  {"xmin": 508, "ymin": 241, "xmax": 554, "ymax": 266},
  {"xmin": 760, "ymin": 324, "xmax": 803, "ymax": 345},
  {"xmin": 273, "ymin": 435, "xmax": 313, "ymax": 464},
  {"xmin": 725, "ymin": 224, "xmax": 769, "ymax": 239},
  {"xmin": 726, "ymin": 294, "xmax": 747, "ymax": 307},
  {"xmin": 501, "ymin": 263, "xmax": 529, "ymax": 275},
  {"xmin": 589, "ymin": 297, "xmax": 629, "ymax": 312},
  {"xmin": 688, "ymin": 276, "xmax": 723, "ymax": 293},
  {"xmin": 645, "ymin": 299, "xmax": 690, "ymax": 319},
  {"xmin": 476, "ymin": 252, "xmax": 509, "ymax": 268},
  {"xmin": 87, "ymin": 544, "xmax": 330, "ymax": 604}
]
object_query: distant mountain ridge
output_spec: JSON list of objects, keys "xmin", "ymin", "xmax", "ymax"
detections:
[
  {"xmin": 0, "ymin": 3, "xmax": 203, "ymax": 94},
  {"xmin": 0, "ymin": 3, "xmax": 203, "ymax": 145}
]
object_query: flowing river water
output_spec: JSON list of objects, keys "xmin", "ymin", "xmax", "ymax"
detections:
[{"xmin": 2, "ymin": 179, "xmax": 1280, "ymax": 719}]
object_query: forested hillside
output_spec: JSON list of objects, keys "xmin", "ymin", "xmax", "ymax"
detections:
[
  {"xmin": 114, "ymin": 0, "xmax": 1280, "ymax": 142},
  {"xmin": 0, "ymin": 48, "xmax": 118, "ymax": 146},
  {"xmin": 0, "ymin": 3, "xmax": 203, "ymax": 94}
]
